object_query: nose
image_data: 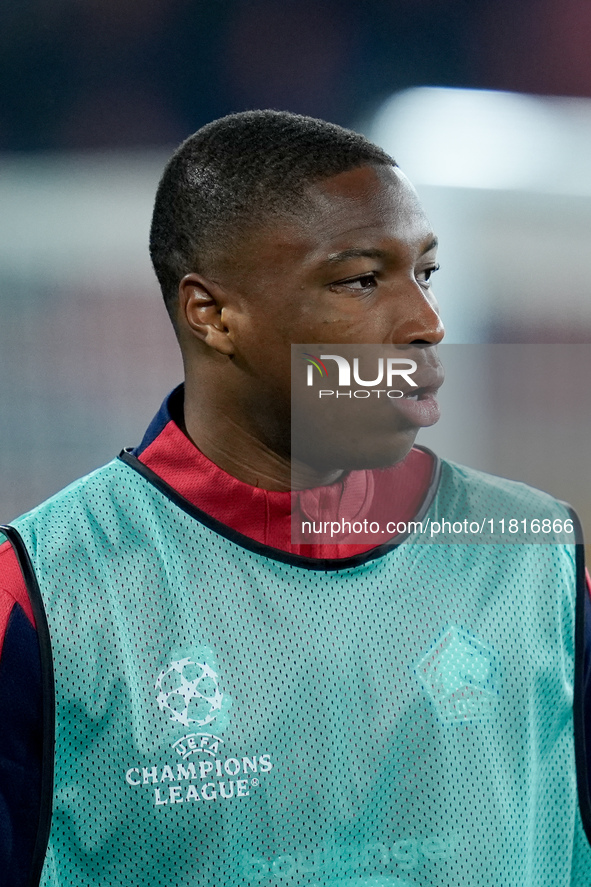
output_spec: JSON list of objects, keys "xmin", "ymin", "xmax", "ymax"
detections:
[{"xmin": 392, "ymin": 285, "xmax": 445, "ymax": 345}]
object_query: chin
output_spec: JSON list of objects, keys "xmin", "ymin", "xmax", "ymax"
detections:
[
  {"xmin": 311, "ymin": 432, "xmax": 418, "ymax": 474},
  {"xmin": 345, "ymin": 447, "xmax": 414, "ymax": 472}
]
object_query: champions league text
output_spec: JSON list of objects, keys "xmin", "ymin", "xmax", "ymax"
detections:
[{"xmin": 125, "ymin": 754, "xmax": 273, "ymax": 806}]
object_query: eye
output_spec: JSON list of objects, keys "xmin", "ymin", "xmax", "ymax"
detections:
[
  {"xmin": 330, "ymin": 272, "xmax": 378, "ymax": 293},
  {"xmin": 416, "ymin": 264, "xmax": 440, "ymax": 288}
]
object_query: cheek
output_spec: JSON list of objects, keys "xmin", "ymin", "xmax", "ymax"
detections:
[
  {"xmin": 238, "ymin": 287, "xmax": 379, "ymax": 350},
  {"xmin": 234, "ymin": 318, "xmax": 292, "ymax": 388}
]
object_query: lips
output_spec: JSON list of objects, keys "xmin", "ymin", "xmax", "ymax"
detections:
[
  {"xmin": 405, "ymin": 360, "xmax": 445, "ymax": 394},
  {"xmin": 390, "ymin": 363, "xmax": 445, "ymax": 428},
  {"xmin": 392, "ymin": 387, "xmax": 441, "ymax": 427}
]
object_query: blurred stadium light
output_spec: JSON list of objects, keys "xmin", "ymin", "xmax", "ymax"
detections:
[
  {"xmin": 368, "ymin": 87, "xmax": 591, "ymax": 342},
  {"xmin": 0, "ymin": 151, "xmax": 169, "ymax": 288}
]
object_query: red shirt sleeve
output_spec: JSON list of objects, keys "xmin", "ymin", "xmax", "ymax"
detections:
[{"xmin": 0, "ymin": 540, "xmax": 35, "ymax": 656}]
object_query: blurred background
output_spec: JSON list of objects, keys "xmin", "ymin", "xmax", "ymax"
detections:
[{"xmin": 1, "ymin": 0, "xmax": 591, "ymax": 538}]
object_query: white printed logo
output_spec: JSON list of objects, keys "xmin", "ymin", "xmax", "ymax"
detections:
[
  {"xmin": 126, "ymin": 654, "xmax": 271, "ymax": 807},
  {"xmin": 155, "ymin": 657, "xmax": 225, "ymax": 728}
]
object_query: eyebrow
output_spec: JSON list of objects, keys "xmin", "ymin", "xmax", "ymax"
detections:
[
  {"xmin": 324, "ymin": 237, "xmax": 438, "ymax": 266},
  {"xmin": 324, "ymin": 248, "xmax": 388, "ymax": 264},
  {"xmin": 421, "ymin": 236, "xmax": 439, "ymax": 254}
]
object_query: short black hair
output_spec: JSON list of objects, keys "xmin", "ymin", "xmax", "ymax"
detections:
[{"xmin": 149, "ymin": 110, "xmax": 394, "ymax": 319}]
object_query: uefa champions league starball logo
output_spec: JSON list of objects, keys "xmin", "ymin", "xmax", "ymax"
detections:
[{"xmin": 155, "ymin": 656, "xmax": 225, "ymax": 728}]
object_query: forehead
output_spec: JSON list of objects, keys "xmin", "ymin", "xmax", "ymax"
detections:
[
  {"xmin": 302, "ymin": 164, "xmax": 429, "ymax": 244},
  {"xmin": 224, "ymin": 164, "xmax": 433, "ymax": 281}
]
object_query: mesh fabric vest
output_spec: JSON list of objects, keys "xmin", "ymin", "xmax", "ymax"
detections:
[{"xmin": 4, "ymin": 453, "xmax": 591, "ymax": 887}]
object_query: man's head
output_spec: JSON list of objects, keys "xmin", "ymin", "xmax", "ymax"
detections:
[
  {"xmin": 150, "ymin": 111, "xmax": 444, "ymax": 486},
  {"xmin": 150, "ymin": 110, "xmax": 394, "ymax": 324}
]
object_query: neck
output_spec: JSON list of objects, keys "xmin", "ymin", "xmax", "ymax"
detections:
[{"xmin": 182, "ymin": 385, "xmax": 344, "ymax": 492}]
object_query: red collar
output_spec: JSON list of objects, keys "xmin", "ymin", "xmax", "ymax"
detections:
[{"xmin": 135, "ymin": 387, "xmax": 435, "ymax": 558}]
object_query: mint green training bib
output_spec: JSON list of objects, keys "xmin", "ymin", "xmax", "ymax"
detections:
[{"xmin": 5, "ymin": 453, "xmax": 591, "ymax": 886}]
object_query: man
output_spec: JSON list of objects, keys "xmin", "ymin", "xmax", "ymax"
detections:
[{"xmin": 1, "ymin": 110, "xmax": 590, "ymax": 886}]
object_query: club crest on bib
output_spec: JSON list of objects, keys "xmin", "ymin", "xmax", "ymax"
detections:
[
  {"xmin": 155, "ymin": 646, "xmax": 232, "ymax": 731},
  {"xmin": 415, "ymin": 626, "xmax": 501, "ymax": 723}
]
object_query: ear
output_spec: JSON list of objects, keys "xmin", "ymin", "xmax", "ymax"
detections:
[{"xmin": 178, "ymin": 273, "xmax": 235, "ymax": 356}]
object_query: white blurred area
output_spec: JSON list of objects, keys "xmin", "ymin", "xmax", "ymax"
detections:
[
  {"xmin": 1, "ymin": 88, "xmax": 590, "ymax": 532},
  {"xmin": 368, "ymin": 86, "xmax": 591, "ymax": 343},
  {"xmin": 0, "ymin": 150, "xmax": 182, "ymax": 520},
  {"xmin": 0, "ymin": 151, "xmax": 168, "ymax": 289}
]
